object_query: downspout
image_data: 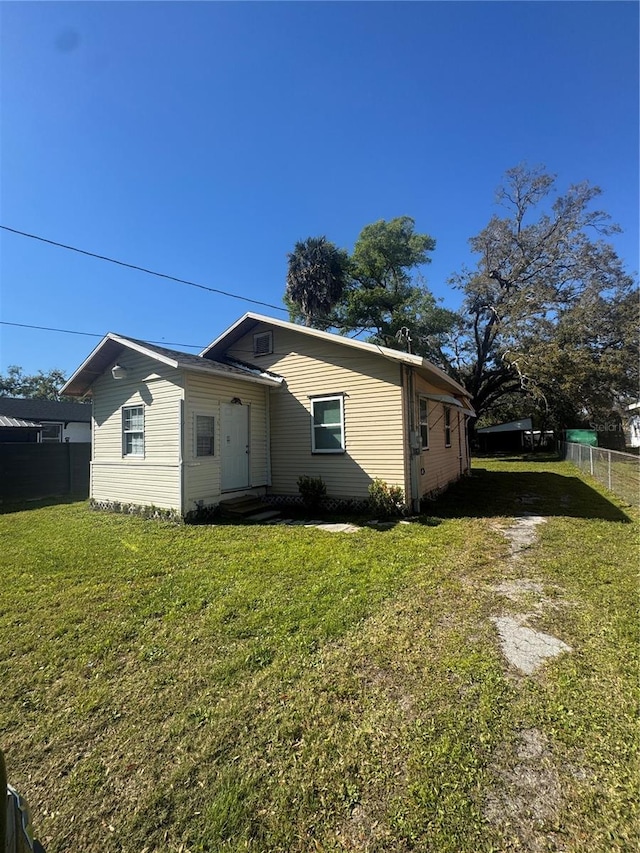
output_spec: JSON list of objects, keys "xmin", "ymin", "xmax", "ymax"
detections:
[
  {"xmin": 404, "ymin": 365, "xmax": 421, "ymax": 513},
  {"xmin": 265, "ymin": 388, "xmax": 272, "ymax": 488},
  {"xmin": 90, "ymin": 402, "xmax": 95, "ymax": 501},
  {"xmin": 457, "ymin": 408, "xmax": 463, "ymax": 478},
  {"xmin": 179, "ymin": 397, "xmax": 185, "ymax": 518}
]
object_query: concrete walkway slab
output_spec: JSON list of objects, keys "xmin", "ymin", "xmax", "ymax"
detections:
[{"xmin": 491, "ymin": 615, "xmax": 572, "ymax": 675}]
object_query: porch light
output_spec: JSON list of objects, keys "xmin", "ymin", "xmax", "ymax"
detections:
[{"xmin": 112, "ymin": 364, "xmax": 128, "ymax": 380}]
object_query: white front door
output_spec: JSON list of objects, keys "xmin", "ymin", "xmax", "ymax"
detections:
[{"xmin": 221, "ymin": 403, "xmax": 250, "ymax": 491}]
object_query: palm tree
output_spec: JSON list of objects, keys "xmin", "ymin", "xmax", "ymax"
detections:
[{"xmin": 285, "ymin": 237, "xmax": 349, "ymax": 327}]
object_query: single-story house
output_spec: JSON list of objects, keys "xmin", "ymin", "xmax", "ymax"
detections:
[
  {"xmin": 0, "ymin": 397, "xmax": 92, "ymax": 443},
  {"xmin": 61, "ymin": 313, "xmax": 475, "ymax": 515}
]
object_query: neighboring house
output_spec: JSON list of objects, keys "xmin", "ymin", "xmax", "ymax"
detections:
[
  {"xmin": 61, "ymin": 313, "xmax": 475, "ymax": 515},
  {"xmin": 625, "ymin": 402, "xmax": 640, "ymax": 449},
  {"xmin": 0, "ymin": 397, "xmax": 92, "ymax": 443}
]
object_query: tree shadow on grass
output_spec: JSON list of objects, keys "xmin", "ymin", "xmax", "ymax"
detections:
[
  {"xmin": 0, "ymin": 496, "xmax": 87, "ymax": 515},
  {"xmin": 432, "ymin": 467, "xmax": 633, "ymax": 523}
]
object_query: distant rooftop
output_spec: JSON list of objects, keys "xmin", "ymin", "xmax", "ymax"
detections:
[{"xmin": 0, "ymin": 397, "xmax": 93, "ymax": 423}]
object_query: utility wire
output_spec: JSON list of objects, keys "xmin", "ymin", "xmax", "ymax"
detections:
[
  {"xmin": 0, "ymin": 320, "xmax": 203, "ymax": 349},
  {"xmin": 0, "ymin": 225, "xmax": 289, "ymax": 314},
  {"xmin": 2, "ymin": 320, "xmax": 402, "ymax": 363}
]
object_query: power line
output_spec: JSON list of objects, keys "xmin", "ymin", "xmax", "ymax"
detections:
[
  {"xmin": 0, "ymin": 320, "xmax": 203, "ymax": 349},
  {"xmin": 0, "ymin": 225, "xmax": 289, "ymax": 314},
  {"xmin": 2, "ymin": 320, "xmax": 406, "ymax": 363}
]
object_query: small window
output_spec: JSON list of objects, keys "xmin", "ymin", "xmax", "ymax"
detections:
[
  {"xmin": 41, "ymin": 422, "xmax": 63, "ymax": 443},
  {"xmin": 419, "ymin": 397, "xmax": 429, "ymax": 450},
  {"xmin": 311, "ymin": 395, "xmax": 345, "ymax": 453},
  {"xmin": 253, "ymin": 331, "xmax": 273, "ymax": 356},
  {"xmin": 444, "ymin": 407, "xmax": 452, "ymax": 447},
  {"xmin": 122, "ymin": 405, "xmax": 144, "ymax": 456},
  {"xmin": 195, "ymin": 414, "xmax": 215, "ymax": 457}
]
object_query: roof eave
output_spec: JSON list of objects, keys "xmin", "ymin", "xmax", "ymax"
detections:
[
  {"xmin": 184, "ymin": 361, "xmax": 282, "ymax": 387},
  {"xmin": 201, "ymin": 312, "xmax": 471, "ymax": 398}
]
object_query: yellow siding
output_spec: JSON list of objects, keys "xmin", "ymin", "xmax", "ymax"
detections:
[
  {"xmin": 414, "ymin": 375, "xmax": 466, "ymax": 496},
  {"xmin": 90, "ymin": 351, "xmax": 183, "ymax": 511},
  {"xmin": 226, "ymin": 323, "xmax": 405, "ymax": 499},
  {"xmin": 183, "ymin": 372, "xmax": 269, "ymax": 511}
]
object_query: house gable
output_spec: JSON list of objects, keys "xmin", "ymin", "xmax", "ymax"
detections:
[
  {"xmin": 216, "ymin": 319, "xmax": 407, "ymax": 499},
  {"xmin": 201, "ymin": 312, "xmax": 471, "ymax": 404}
]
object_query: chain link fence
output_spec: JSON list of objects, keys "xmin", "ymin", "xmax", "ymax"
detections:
[{"xmin": 560, "ymin": 442, "xmax": 639, "ymax": 508}]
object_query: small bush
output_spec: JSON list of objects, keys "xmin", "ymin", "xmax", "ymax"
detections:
[
  {"xmin": 368, "ymin": 479, "xmax": 406, "ymax": 518},
  {"xmin": 297, "ymin": 475, "xmax": 327, "ymax": 513}
]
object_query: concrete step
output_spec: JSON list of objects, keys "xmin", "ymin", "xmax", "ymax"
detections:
[
  {"xmin": 218, "ymin": 495, "xmax": 280, "ymax": 522},
  {"xmin": 219, "ymin": 496, "xmax": 267, "ymax": 517},
  {"xmin": 245, "ymin": 510, "xmax": 282, "ymax": 523}
]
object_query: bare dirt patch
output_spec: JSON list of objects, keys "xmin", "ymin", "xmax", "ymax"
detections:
[
  {"xmin": 485, "ymin": 511, "xmax": 576, "ymax": 850},
  {"xmin": 491, "ymin": 513, "xmax": 571, "ymax": 676},
  {"xmin": 485, "ymin": 728, "xmax": 563, "ymax": 853}
]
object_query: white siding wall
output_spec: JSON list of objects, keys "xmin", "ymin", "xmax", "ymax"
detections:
[
  {"xmin": 62, "ymin": 422, "xmax": 91, "ymax": 443},
  {"xmin": 91, "ymin": 352, "xmax": 183, "ymax": 511},
  {"xmin": 183, "ymin": 372, "xmax": 269, "ymax": 512},
  {"xmin": 225, "ymin": 324, "xmax": 406, "ymax": 499}
]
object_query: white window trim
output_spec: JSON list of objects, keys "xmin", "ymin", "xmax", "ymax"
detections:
[
  {"xmin": 310, "ymin": 394, "xmax": 345, "ymax": 454},
  {"xmin": 40, "ymin": 422, "xmax": 64, "ymax": 443},
  {"xmin": 122, "ymin": 404, "xmax": 144, "ymax": 458},
  {"xmin": 419, "ymin": 396, "xmax": 429, "ymax": 450},
  {"xmin": 193, "ymin": 412, "xmax": 215, "ymax": 458},
  {"xmin": 444, "ymin": 406, "xmax": 452, "ymax": 448}
]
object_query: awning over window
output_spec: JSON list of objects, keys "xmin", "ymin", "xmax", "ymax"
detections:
[
  {"xmin": 0, "ymin": 416, "xmax": 41, "ymax": 428},
  {"xmin": 422, "ymin": 393, "xmax": 476, "ymax": 417}
]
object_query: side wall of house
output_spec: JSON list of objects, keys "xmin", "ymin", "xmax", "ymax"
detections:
[
  {"xmin": 62, "ymin": 422, "xmax": 91, "ymax": 443},
  {"xmin": 414, "ymin": 374, "xmax": 469, "ymax": 497},
  {"xmin": 91, "ymin": 352, "xmax": 183, "ymax": 511},
  {"xmin": 224, "ymin": 323, "xmax": 406, "ymax": 500},
  {"xmin": 183, "ymin": 372, "xmax": 269, "ymax": 512}
]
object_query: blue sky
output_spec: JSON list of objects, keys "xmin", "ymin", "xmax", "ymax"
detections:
[{"xmin": 1, "ymin": 1, "xmax": 638, "ymax": 378}]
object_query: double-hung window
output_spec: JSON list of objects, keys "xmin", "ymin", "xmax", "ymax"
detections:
[
  {"xmin": 311, "ymin": 395, "xmax": 345, "ymax": 453},
  {"xmin": 122, "ymin": 405, "xmax": 144, "ymax": 457},
  {"xmin": 419, "ymin": 397, "xmax": 429, "ymax": 450},
  {"xmin": 444, "ymin": 406, "xmax": 452, "ymax": 447},
  {"xmin": 41, "ymin": 422, "xmax": 63, "ymax": 443},
  {"xmin": 195, "ymin": 414, "xmax": 215, "ymax": 457}
]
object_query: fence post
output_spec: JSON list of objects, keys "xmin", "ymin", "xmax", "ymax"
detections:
[
  {"xmin": 608, "ymin": 451, "xmax": 612, "ymax": 491},
  {"xmin": 589, "ymin": 445, "xmax": 594, "ymax": 476}
]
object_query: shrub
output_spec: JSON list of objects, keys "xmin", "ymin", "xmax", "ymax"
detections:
[
  {"xmin": 368, "ymin": 479, "xmax": 406, "ymax": 518},
  {"xmin": 297, "ymin": 475, "xmax": 327, "ymax": 513}
]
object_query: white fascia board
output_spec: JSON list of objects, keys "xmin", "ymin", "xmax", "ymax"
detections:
[
  {"xmin": 201, "ymin": 312, "xmax": 471, "ymax": 398},
  {"xmin": 60, "ymin": 333, "xmax": 116, "ymax": 395},
  {"xmin": 199, "ymin": 313, "xmax": 255, "ymax": 356},
  {"xmin": 108, "ymin": 334, "xmax": 180, "ymax": 368}
]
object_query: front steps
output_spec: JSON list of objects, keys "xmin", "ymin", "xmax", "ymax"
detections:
[{"xmin": 218, "ymin": 494, "xmax": 280, "ymax": 523}]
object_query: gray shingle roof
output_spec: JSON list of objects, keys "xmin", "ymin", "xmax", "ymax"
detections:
[
  {"xmin": 0, "ymin": 397, "xmax": 93, "ymax": 423},
  {"xmin": 61, "ymin": 333, "xmax": 284, "ymax": 397}
]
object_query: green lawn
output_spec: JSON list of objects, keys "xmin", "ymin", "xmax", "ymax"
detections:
[{"xmin": 1, "ymin": 458, "xmax": 637, "ymax": 852}]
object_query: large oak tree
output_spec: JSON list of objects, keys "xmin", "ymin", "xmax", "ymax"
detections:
[{"xmin": 446, "ymin": 165, "xmax": 638, "ymax": 427}]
